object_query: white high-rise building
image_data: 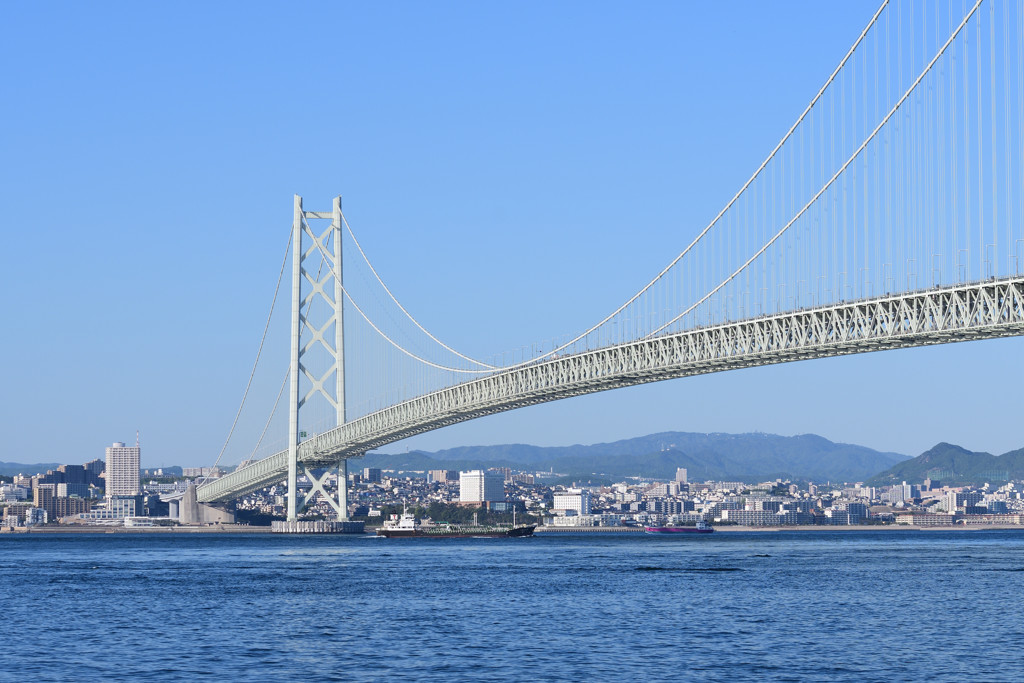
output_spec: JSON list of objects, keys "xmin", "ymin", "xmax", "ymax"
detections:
[
  {"xmin": 105, "ymin": 441, "xmax": 140, "ymax": 496},
  {"xmin": 459, "ymin": 470, "xmax": 504, "ymax": 504},
  {"xmin": 675, "ymin": 468, "xmax": 688, "ymax": 484},
  {"xmin": 553, "ymin": 489, "xmax": 592, "ymax": 515}
]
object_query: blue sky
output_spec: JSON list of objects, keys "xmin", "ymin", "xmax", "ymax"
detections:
[{"xmin": 2, "ymin": 1, "xmax": 1021, "ymax": 468}]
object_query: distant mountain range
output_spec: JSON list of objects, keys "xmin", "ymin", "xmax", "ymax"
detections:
[
  {"xmin": 13, "ymin": 434, "xmax": 1018, "ymax": 486},
  {"xmin": 356, "ymin": 431, "xmax": 910, "ymax": 483},
  {"xmin": 866, "ymin": 442, "xmax": 1024, "ymax": 486},
  {"xmin": 0, "ymin": 462, "xmax": 62, "ymax": 477}
]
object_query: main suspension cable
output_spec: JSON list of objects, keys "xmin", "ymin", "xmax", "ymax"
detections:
[
  {"xmin": 455, "ymin": 0, "xmax": 892, "ymax": 371},
  {"xmin": 342, "ymin": 215, "xmax": 497, "ymax": 369},
  {"xmin": 649, "ymin": 0, "xmax": 985, "ymax": 337},
  {"xmin": 302, "ymin": 214, "xmax": 499, "ymax": 374},
  {"xmin": 212, "ymin": 229, "xmax": 292, "ymax": 470}
]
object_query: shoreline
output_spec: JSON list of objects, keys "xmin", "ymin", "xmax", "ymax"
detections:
[
  {"xmin": 1, "ymin": 524, "xmax": 274, "ymax": 534},
  {"xmin": 4, "ymin": 523, "xmax": 1023, "ymax": 535},
  {"xmin": 538, "ymin": 524, "xmax": 1024, "ymax": 533}
]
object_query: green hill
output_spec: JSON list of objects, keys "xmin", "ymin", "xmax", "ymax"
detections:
[{"xmin": 866, "ymin": 443, "xmax": 1024, "ymax": 486}]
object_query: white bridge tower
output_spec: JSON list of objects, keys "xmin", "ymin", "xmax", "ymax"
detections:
[{"xmin": 286, "ymin": 194, "xmax": 351, "ymax": 522}]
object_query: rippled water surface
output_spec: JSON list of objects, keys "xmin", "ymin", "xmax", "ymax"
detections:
[{"xmin": 3, "ymin": 529, "xmax": 1023, "ymax": 681}]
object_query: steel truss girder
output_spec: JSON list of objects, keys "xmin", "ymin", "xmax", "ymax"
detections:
[{"xmin": 199, "ymin": 276, "xmax": 1024, "ymax": 503}]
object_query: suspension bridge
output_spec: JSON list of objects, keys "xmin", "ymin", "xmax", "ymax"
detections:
[{"xmin": 196, "ymin": 0, "xmax": 1024, "ymax": 522}]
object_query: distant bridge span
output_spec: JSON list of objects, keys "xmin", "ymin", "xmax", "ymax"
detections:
[{"xmin": 198, "ymin": 276, "xmax": 1024, "ymax": 503}]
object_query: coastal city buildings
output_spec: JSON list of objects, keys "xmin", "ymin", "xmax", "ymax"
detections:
[{"xmin": 3, "ymin": 441, "xmax": 1024, "ymax": 531}]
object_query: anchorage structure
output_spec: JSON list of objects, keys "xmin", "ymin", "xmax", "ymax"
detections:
[{"xmin": 287, "ymin": 195, "xmax": 352, "ymax": 522}]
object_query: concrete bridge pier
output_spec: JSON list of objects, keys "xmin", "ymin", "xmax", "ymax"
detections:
[{"xmin": 180, "ymin": 483, "xmax": 235, "ymax": 525}]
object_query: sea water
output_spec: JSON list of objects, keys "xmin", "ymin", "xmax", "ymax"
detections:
[{"xmin": 2, "ymin": 529, "xmax": 1023, "ymax": 682}]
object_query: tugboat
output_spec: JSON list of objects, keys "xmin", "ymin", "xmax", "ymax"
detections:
[
  {"xmin": 644, "ymin": 520, "xmax": 715, "ymax": 534},
  {"xmin": 376, "ymin": 507, "xmax": 536, "ymax": 538}
]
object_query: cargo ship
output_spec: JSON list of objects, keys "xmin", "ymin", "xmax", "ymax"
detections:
[
  {"xmin": 375, "ymin": 510, "xmax": 536, "ymax": 538},
  {"xmin": 644, "ymin": 520, "xmax": 714, "ymax": 534}
]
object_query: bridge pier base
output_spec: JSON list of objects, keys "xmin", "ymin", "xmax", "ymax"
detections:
[{"xmin": 180, "ymin": 484, "xmax": 235, "ymax": 525}]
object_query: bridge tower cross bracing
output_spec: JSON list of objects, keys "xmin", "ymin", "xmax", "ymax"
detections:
[{"xmin": 286, "ymin": 194, "xmax": 352, "ymax": 522}]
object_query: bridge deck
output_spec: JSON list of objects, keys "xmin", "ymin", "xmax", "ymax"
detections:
[{"xmin": 198, "ymin": 276, "xmax": 1024, "ymax": 503}]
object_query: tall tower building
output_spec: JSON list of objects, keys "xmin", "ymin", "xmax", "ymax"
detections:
[
  {"xmin": 105, "ymin": 441, "xmax": 140, "ymax": 496},
  {"xmin": 459, "ymin": 470, "xmax": 505, "ymax": 504}
]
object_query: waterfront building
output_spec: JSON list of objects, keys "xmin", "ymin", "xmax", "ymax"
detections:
[
  {"xmin": 459, "ymin": 470, "xmax": 504, "ymax": 504},
  {"xmin": 2, "ymin": 503, "xmax": 33, "ymax": 526},
  {"xmin": 553, "ymin": 489, "xmax": 592, "ymax": 515},
  {"xmin": 824, "ymin": 509, "xmax": 851, "ymax": 525},
  {"xmin": 959, "ymin": 513, "xmax": 1023, "ymax": 525},
  {"xmin": 548, "ymin": 514, "xmax": 599, "ymax": 527},
  {"xmin": 776, "ymin": 511, "xmax": 814, "ymax": 525},
  {"xmin": 24, "ymin": 508, "xmax": 47, "ymax": 525},
  {"xmin": 105, "ymin": 442, "xmax": 140, "ymax": 496},
  {"xmin": 722, "ymin": 509, "xmax": 778, "ymax": 526},
  {"xmin": 896, "ymin": 513, "xmax": 955, "ymax": 526}
]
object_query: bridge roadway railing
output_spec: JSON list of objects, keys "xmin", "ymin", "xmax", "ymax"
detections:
[{"xmin": 198, "ymin": 276, "xmax": 1024, "ymax": 503}]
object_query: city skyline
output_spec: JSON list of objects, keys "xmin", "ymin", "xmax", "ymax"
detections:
[{"xmin": 2, "ymin": 1, "xmax": 1022, "ymax": 470}]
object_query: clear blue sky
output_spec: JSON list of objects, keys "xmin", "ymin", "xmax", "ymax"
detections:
[{"xmin": 2, "ymin": 1, "xmax": 1020, "ymax": 468}]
